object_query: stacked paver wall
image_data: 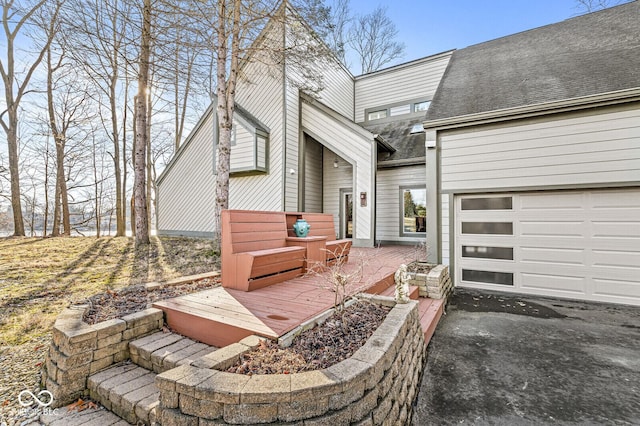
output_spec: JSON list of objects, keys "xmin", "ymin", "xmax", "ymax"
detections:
[
  {"xmin": 410, "ymin": 264, "xmax": 452, "ymax": 299},
  {"xmin": 44, "ymin": 306, "xmax": 163, "ymax": 407},
  {"xmin": 156, "ymin": 299, "xmax": 426, "ymax": 425}
]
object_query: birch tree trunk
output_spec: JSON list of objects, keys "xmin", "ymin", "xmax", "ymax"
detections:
[
  {"xmin": 212, "ymin": 0, "xmax": 241, "ymax": 253},
  {"xmin": 134, "ymin": 0, "xmax": 151, "ymax": 246}
]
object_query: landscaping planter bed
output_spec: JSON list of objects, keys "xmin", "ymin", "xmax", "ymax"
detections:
[
  {"xmin": 43, "ymin": 273, "xmax": 219, "ymax": 407},
  {"xmin": 156, "ymin": 295, "xmax": 427, "ymax": 425}
]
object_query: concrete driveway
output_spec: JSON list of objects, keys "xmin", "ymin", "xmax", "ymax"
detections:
[{"xmin": 412, "ymin": 289, "xmax": 640, "ymax": 425}]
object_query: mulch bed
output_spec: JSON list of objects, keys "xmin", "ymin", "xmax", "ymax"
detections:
[
  {"xmin": 82, "ymin": 277, "xmax": 221, "ymax": 324},
  {"xmin": 80, "ymin": 277, "xmax": 391, "ymax": 376},
  {"xmin": 227, "ymin": 300, "xmax": 391, "ymax": 375}
]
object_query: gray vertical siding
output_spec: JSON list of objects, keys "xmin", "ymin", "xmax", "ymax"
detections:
[{"xmin": 354, "ymin": 52, "xmax": 452, "ymax": 123}]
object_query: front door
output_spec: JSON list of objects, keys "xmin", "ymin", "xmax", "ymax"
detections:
[{"xmin": 342, "ymin": 191, "xmax": 353, "ymax": 239}]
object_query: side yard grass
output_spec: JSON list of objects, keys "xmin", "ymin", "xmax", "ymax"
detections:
[{"xmin": 0, "ymin": 236, "xmax": 218, "ymax": 418}]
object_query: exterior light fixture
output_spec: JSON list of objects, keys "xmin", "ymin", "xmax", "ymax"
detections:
[{"xmin": 333, "ymin": 159, "xmax": 339, "ymax": 168}]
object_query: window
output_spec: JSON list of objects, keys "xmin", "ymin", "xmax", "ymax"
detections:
[
  {"xmin": 462, "ymin": 246, "xmax": 514, "ymax": 260},
  {"xmin": 461, "ymin": 222, "xmax": 513, "ymax": 235},
  {"xmin": 461, "ymin": 196, "xmax": 512, "ymax": 210},
  {"xmin": 462, "ymin": 269, "xmax": 514, "ymax": 286},
  {"xmin": 367, "ymin": 110, "xmax": 387, "ymax": 121},
  {"xmin": 401, "ymin": 187, "xmax": 427, "ymax": 235},
  {"xmin": 413, "ymin": 101, "xmax": 430, "ymax": 112}
]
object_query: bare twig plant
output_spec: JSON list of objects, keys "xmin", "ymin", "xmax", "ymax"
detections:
[{"xmin": 306, "ymin": 245, "xmax": 384, "ymax": 328}]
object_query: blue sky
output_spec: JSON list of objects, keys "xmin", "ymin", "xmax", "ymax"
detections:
[{"xmin": 348, "ymin": 0, "xmax": 588, "ymax": 63}]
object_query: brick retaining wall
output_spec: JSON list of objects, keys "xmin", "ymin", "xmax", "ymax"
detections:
[
  {"xmin": 156, "ymin": 298, "xmax": 426, "ymax": 425},
  {"xmin": 44, "ymin": 306, "xmax": 163, "ymax": 407}
]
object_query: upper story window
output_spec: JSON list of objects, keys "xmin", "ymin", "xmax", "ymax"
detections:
[
  {"xmin": 367, "ymin": 109, "xmax": 388, "ymax": 121},
  {"xmin": 364, "ymin": 98, "xmax": 431, "ymax": 123},
  {"xmin": 413, "ymin": 101, "xmax": 431, "ymax": 112}
]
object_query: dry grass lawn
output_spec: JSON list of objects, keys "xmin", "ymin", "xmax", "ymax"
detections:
[
  {"xmin": 0, "ymin": 236, "xmax": 219, "ymax": 346},
  {"xmin": 0, "ymin": 236, "xmax": 218, "ymax": 419}
]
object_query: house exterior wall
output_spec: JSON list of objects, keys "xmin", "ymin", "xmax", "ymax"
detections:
[
  {"xmin": 434, "ymin": 102, "xmax": 640, "ymax": 295},
  {"xmin": 302, "ymin": 99, "xmax": 376, "ymax": 246},
  {"xmin": 441, "ymin": 194, "xmax": 450, "ymax": 265},
  {"xmin": 354, "ymin": 52, "xmax": 452, "ymax": 123},
  {"xmin": 229, "ymin": 118, "xmax": 256, "ymax": 170},
  {"xmin": 375, "ymin": 165, "xmax": 426, "ymax": 244},
  {"xmin": 439, "ymin": 104, "xmax": 640, "ymax": 193},
  {"xmin": 229, "ymin": 37, "xmax": 284, "ymax": 212},
  {"xmin": 304, "ymin": 138, "xmax": 323, "ymax": 212},
  {"xmin": 156, "ymin": 111, "xmax": 215, "ymax": 236},
  {"xmin": 315, "ymin": 61, "xmax": 355, "ymax": 120},
  {"xmin": 323, "ymin": 148, "xmax": 352, "ymax": 238}
]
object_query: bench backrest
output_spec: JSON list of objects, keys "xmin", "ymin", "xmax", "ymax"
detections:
[
  {"xmin": 301, "ymin": 213, "xmax": 339, "ymax": 241},
  {"xmin": 222, "ymin": 210, "xmax": 288, "ymax": 254}
]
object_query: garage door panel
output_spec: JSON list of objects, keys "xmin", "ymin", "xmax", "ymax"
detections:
[
  {"xmin": 593, "ymin": 278, "xmax": 640, "ymax": 299},
  {"xmin": 519, "ymin": 246, "xmax": 585, "ymax": 265},
  {"xmin": 456, "ymin": 188, "xmax": 640, "ymax": 306},
  {"xmin": 519, "ymin": 221, "xmax": 585, "ymax": 237},
  {"xmin": 592, "ymin": 249, "xmax": 640, "ymax": 269},
  {"xmin": 520, "ymin": 272, "xmax": 586, "ymax": 294},
  {"xmin": 518, "ymin": 192, "xmax": 585, "ymax": 210},
  {"xmin": 517, "ymin": 237, "xmax": 586, "ymax": 250},
  {"xmin": 590, "ymin": 190, "xmax": 640, "ymax": 208},
  {"xmin": 591, "ymin": 221, "xmax": 640, "ymax": 238}
]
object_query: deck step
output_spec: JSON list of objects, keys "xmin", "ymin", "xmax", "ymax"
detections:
[
  {"xmin": 379, "ymin": 284, "xmax": 420, "ymax": 300},
  {"xmin": 130, "ymin": 331, "xmax": 216, "ymax": 373},
  {"xmin": 87, "ymin": 363, "xmax": 159, "ymax": 425},
  {"xmin": 418, "ymin": 298, "xmax": 445, "ymax": 345}
]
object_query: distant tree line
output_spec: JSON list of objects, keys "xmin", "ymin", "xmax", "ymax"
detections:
[{"xmin": 0, "ymin": 0, "xmax": 406, "ymax": 244}]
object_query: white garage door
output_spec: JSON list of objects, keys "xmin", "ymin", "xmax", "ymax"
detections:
[{"xmin": 455, "ymin": 188, "xmax": 640, "ymax": 306}]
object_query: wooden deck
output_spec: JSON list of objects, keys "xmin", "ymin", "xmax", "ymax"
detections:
[{"xmin": 153, "ymin": 246, "xmax": 444, "ymax": 347}]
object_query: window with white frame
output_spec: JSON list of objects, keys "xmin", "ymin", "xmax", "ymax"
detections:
[
  {"xmin": 367, "ymin": 109, "xmax": 388, "ymax": 121},
  {"xmin": 401, "ymin": 187, "xmax": 427, "ymax": 235},
  {"xmin": 413, "ymin": 101, "xmax": 431, "ymax": 112}
]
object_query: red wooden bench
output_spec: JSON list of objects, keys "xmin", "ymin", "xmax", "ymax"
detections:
[
  {"xmin": 294, "ymin": 213, "xmax": 352, "ymax": 264},
  {"xmin": 221, "ymin": 210, "xmax": 306, "ymax": 291}
]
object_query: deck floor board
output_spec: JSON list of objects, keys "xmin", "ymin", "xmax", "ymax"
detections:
[{"xmin": 153, "ymin": 246, "xmax": 444, "ymax": 346}]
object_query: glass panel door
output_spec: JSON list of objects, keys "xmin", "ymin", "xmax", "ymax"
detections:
[{"xmin": 344, "ymin": 192, "xmax": 353, "ymax": 238}]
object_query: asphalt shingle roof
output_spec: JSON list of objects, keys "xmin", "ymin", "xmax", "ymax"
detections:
[
  {"xmin": 364, "ymin": 119, "xmax": 426, "ymax": 165},
  {"xmin": 426, "ymin": 1, "xmax": 640, "ymax": 121}
]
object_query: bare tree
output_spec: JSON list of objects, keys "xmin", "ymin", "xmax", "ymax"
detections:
[
  {"xmin": 574, "ymin": 0, "xmax": 629, "ymax": 12},
  {"xmin": 133, "ymin": 0, "xmax": 151, "ymax": 246},
  {"xmin": 62, "ymin": 0, "xmax": 134, "ymax": 237},
  {"xmin": 348, "ymin": 6, "xmax": 404, "ymax": 74},
  {"xmin": 0, "ymin": 0, "xmax": 62, "ymax": 236}
]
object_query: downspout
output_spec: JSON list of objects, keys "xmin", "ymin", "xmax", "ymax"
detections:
[{"xmin": 281, "ymin": 6, "xmax": 288, "ymax": 211}]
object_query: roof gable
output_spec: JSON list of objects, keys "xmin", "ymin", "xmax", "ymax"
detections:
[{"xmin": 426, "ymin": 1, "xmax": 640, "ymax": 122}]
